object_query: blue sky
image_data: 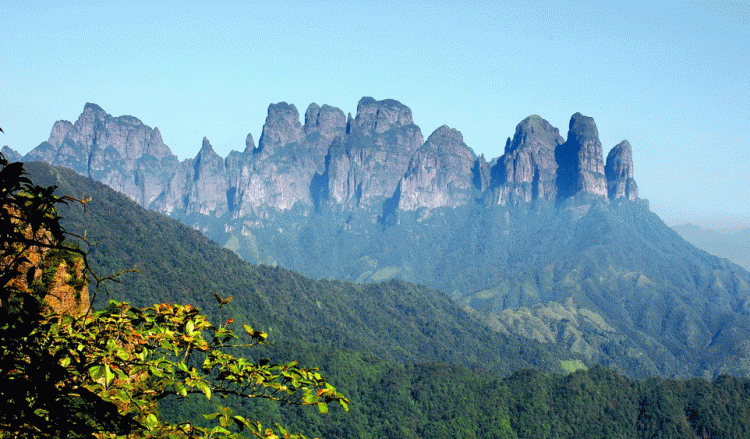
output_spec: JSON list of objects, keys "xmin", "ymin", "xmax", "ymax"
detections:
[{"xmin": 2, "ymin": 1, "xmax": 748, "ymax": 229}]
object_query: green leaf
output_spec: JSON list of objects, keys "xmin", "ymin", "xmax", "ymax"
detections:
[
  {"xmin": 198, "ymin": 382, "xmax": 211, "ymax": 400},
  {"xmin": 89, "ymin": 365, "xmax": 105, "ymax": 381},
  {"xmin": 317, "ymin": 402, "xmax": 328, "ymax": 414},
  {"xmin": 233, "ymin": 416, "xmax": 250, "ymax": 431},
  {"xmin": 145, "ymin": 413, "xmax": 159, "ymax": 431},
  {"xmin": 302, "ymin": 392, "xmax": 317, "ymax": 405},
  {"xmin": 115, "ymin": 347, "xmax": 130, "ymax": 361},
  {"xmin": 106, "ymin": 338, "xmax": 117, "ymax": 354},
  {"xmin": 175, "ymin": 383, "xmax": 188, "ymax": 397},
  {"xmin": 104, "ymin": 364, "xmax": 115, "ymax": 385}
]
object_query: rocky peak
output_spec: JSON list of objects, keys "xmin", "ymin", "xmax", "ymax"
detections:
[
  {"xmin": 491, "ymin": 115, "xmax": 563, "ymax": 205},
  {"xmin": 351, "ymin": 97, "xmax": 414, "ymax": 135},
  {"xmin": 556, "ymin": 112, "xmax": 607, "ymax": 199},
  {"xmin": 1, "ymin": 146, "xmax": 22, "ymax": 162},
  {"xmin": 567, "ymin": 112, "xmax": 599, "ymax": 143},
  {"xmin": 72, "ymin": 103, "xmax": 172, "ymax": 162},
  {"xmin": 303, "ymin": 103, "xmax": 347, "ymax": 138},
  {"xmin": 24, "ymin": 103, "xmax": 178, "ymax": 208},
  {"xmin": 256, "ymin": 102, "xmax": 304, "ymax": 155},
  {"xmin": 79, "ymin": 102, "xmax": 108, "ymax": 123},
  {"xmin": 325, "ymin": 98, "xmax": 423, "ymax": 208},
  {"xmin": 244, "ymin": 133, "xmax": 255, "ymax": 153},
  {"xmin": 425, "ymin": 125, "xmax": 466, "ymax": 148},
  {"xmin": 187, "ymin": 137, "xmax": 229, "ymax": 216},
  {"xmin": 473, "ymin": 154, "xmax": 491, "ymax": 192},
  {"xmin": 605, "ymin": 140, "xmax": 638, "ymax": 200},
  {"xmin": 304, "ymin": 103, "xmax": 321, "ymax": 134},
  {"xmin": 506, "ymin": 115, "xmax": 564, "ymax": 155},
  {"xmin": 398, "ymin": 125, "xmax": 476, "ymax": 210},
  {"xmin": 196, "ymin": 137, "xmax": 222, "ymax": 168},
  {"xmin": 47, "ymin": 120, "xmax": 75, "ymax": 149}
]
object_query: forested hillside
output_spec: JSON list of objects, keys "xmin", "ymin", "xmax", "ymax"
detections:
[
  {"xmin": 12, "ymin": 159, "xmax": 750, "ymax": 438},
  {"xmin": 24, "ymin": 161, "xmax": 573, "ymax": 374},
  {"xmin": 21, "ymin": 101, "xmax": 750, "ymax": 379}
]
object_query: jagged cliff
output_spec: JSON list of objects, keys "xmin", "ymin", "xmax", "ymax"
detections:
[
  {"xmin": 14, "ymin": 99, "xmax": 750, "ymax": 379},
  {"xmin": 21, "ymin": 98, "xmax": 639, "ymax": 222}
]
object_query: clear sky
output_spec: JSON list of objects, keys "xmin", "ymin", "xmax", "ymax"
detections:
[{"xmin": 2, "ymin": 1, "xmax": 748, "ymax": 229}]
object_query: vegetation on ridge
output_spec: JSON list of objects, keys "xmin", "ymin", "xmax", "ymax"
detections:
[
  {"xmin": 0, "ymin": 154, "xmax": 348, "ymax": 438},
  {"xmin": 12, "ymin": 160, "xmax": 750, "ymax": 438}
]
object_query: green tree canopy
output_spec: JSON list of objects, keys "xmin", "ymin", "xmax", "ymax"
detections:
[{"xmin": 0, "ymin": 152, "xmax": 348, "ymax": 438}]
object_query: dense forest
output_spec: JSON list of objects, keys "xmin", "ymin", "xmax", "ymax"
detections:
[
  {"xmin": 5, "ymin": 158, "xmax": 750, "ymax": 438},
  {"xmin": 163, "ymin": 343, "xmax": 750, "ymax": 439}
]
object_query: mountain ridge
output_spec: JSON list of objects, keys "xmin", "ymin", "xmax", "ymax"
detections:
[
  {"xmin": 19, "ymin": 98, "xmax": 637, "ymax": 222},
  {"xmin": 10, "ymin": 99, "xmax": 750, "ymax": 379},
  {"xmin": 20, "ymin": 160, "xmax": 574, "ymax": 376},
  {"xmin": 673, "ymin": 223, "xmax": 750, "ymax": 271}
]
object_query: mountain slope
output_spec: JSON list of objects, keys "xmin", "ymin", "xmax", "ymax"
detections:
[
  {"xmin": 19, "ymin": 100, "xmax": 750, "ymax": 379},
  {"xmin": 3, "ymin": 159, "xmax": 750, "ymax": 439},
  {"xmin": 673, "ymin": 224, "xmax": 750, "ymax": 271},
  {"xmin": 23, "ymin": 160, "xmax": 575, "ymax": 375}
]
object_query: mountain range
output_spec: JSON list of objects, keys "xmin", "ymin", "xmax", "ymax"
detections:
[
  {"xmin": 673, "ymin": 224, "xmax": 750, "ymax": 271},
  {"xmin": 9, "ymin": 159, "xmax": 750, "ymax": 439},
  {"xmin": 6, "ymin": 98, "xmax": 750, "ymax": 379},
  {"xmin": 13, "ymin": 98, "xmax": 637, "ymax": 219}
]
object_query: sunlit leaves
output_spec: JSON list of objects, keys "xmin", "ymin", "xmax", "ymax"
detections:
[
  {"xmin": 0, "ymin": 155, "xmax": 347, "ymax": 438},
  {"xmin": 31, "ymin": 300, "xmax": 348, "ymax": 438}
]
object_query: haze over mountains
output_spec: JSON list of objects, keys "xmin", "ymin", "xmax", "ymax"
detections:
[
  {"xmin": 18, "ymin": 98, "xmax": 638, "ymax": 219},
  {"xmin": 7, "ymin": 98, "xmax": 750, "ymax": 379},
  {"xmin": 672, "ymin": 224, "xmax": 750, "ymax": 272}
]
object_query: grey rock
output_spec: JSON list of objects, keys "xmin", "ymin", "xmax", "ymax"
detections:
[
  {"xmin": 325, "ymin": 98, "xmax": 423, "ymax": 209},
  {"xmin": 187, "ymin": 138, "xmax": 229, "ymax": 216},
  {"xmin": 256, "ymin": 102, "xmax": 304, "ymax": 155},
  {"xmin": 350, "ymin": 97, "xmax": 414, "ymax": 135},
  {"xmin": 556, "ymin": 112, "xmax": 607, "ymax": 199},
  {"xmin": 1, "ymin": 146, "xmax": 22, "ymax": 162},
  {"xmin": 24, "ymin": 100, "xmax": 641, "ymax": 230},
  {"xmin": 24, "ymin": 103, "xmax": 178, "ymax": 207},
  {"xmin": 224, "ymin": 102, "xmax": 344, "ymax": 217},
  {"xmin": 605, "ymin": 140, "xmax": 638, "ymax": 200},
  {"xmin": 245, "ymin": 133, "xmax": 255, "ymax": 153},
  {"xmin": 304, "ymin": 103, "xmax": 346, "ymax": 138},
  {"xmin": 399, "ymin": 125, "xmax": 476, "ymax": 210},
  {"xmin": 491, "ymin": 115, "xmax": 564, "ymax": 205},
  {"xmin": 473, "ymin": 154, "xmax": 491, "ymax": 192}
]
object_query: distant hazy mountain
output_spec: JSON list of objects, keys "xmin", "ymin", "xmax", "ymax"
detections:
[
  {"xmin": 14, "ymin": 99, "xmax": 750, "ymax": 379},
  {"xmin": 673, "ymin": 223, "xmax": 750, "ymax": 271}
]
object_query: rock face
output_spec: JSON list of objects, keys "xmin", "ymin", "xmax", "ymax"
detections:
[
  {"xmin": 489, "ymin": 115, "xmax": 564, "ymax": 205},
  {"xmin": 227, "ymin": 103, "xmax": 333, "ymax": 217},
  {"xmin": 556, "ymin": 113, "xmax": 608, "ymax": 200},
  {"xmin": 605, "ymin": 140, "xmax": 638, "ymax": 200},
  {"xmin": 256, "ymin": 103, "xmax": 304, "ymax": 156},
  {"xmin": 187, "ymin": 138, "xmax": 229, "ymax": 215},
  {"xmin": 326, "ymin": 98, "xmax": 424, "ymax": 208},
  {"xmin": 1, "ymin": 146, "xmax": 22, "ymax": 162},
  {"xmin": 304, "ymin": 103, "xmax": 347, "ymax": 139},
  {"xmin": 24, "ymin": 99, "xmax": 639, "ymax": 224},
  {"xmin": 398, "ymin": 126, "xmax": 476, "ymax": 210},
  {"xmin": 350, "ymin": 97, "xmax": 414, "ymax": 134},
  {"xmin": 24, "ymin": 103, "xmax": 179, "ymax": 207}
]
